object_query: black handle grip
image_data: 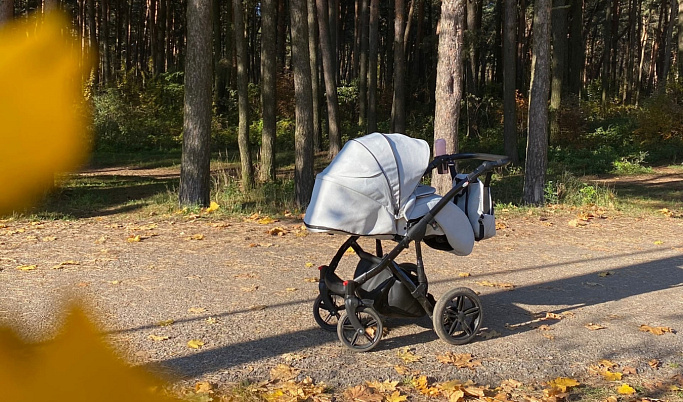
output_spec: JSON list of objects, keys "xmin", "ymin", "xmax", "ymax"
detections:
[{"xmin": 426, "ymin": 153, "xmax": 511, "ymax": 175}]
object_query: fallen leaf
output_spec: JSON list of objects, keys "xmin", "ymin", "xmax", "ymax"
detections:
[
  {"xmin": 304, "ymin": 277, "xmax": 318, "ymax": 283},
  {"xmin": 204, "ymin": 201, "xmax": 220, "ymax": 213},
  {"xmin": 42, "ymin": 236, "xmax": 57, "ymax": 242},
  {"xmin": 598, "ymin": 359, "xmax": 617, "ymax": 368},
  {"xmin": 397, "ymin": 347, "xmax": 422, "ymax": 363},
  {"xmin": 436, "ymin": 352, "xmax": 482, "ymax": 370},
  {"xmin": 305, "ymin": 262, "xmax": 314, "ymax": 268},
  {"xmin": 542, "ymin": 332, "xmax": 555, "ymax": 340},
  {"xmin": 285, "ymin": 287, "xmax": 297, "ymax": 292},
  {"xmin": 148, "ymin": 334, "xmax": 169, "ymax": 342},
  {"xmin": 52, "ymin": 260, "xmax": 80, "ymax": 269},
  {"xmin": 640, "ymin": 325, "xmax": 675, "ymax": 335},
  {"xmin": 603, "ymin": 396, "xmax": 618, "ymax": 402},
  {"xmin": 547, "ymin": 377, "xmax": 580, "ymax": 393},
  {"xmin": 248, "ymin": 243, "xmax": 259, "ymax": 247},
  {"xmin": 598, "ymin": 271, "xmax": 615, "ymax": 277},
  {"xmin": 476, "ymin": 280, "xmax": 515, "ymax": 290},
  {"xmin": 585, "ymin": 323, "xmax": 606, "ymax": 330},
  {"xmin": 249, "ymin": 304, "xmax": 267, "ymax": 311},
  {"xmin": 157, "ymin": 319, "xmax": 174, "ymax": 327},
  {"xmin": 187, "ymin": 307, "xmax": 206, "ymax": 314},
  {"xmin": 257, "ymin": 217, "xmax": 277, "ymax": 225},
  {"xmin": 270, "ymin": 364, "xmax": 299, "ymax": 381},
  {"xmin": 654, "ymin": 240, "xmax": 664, "ymax": 245},
  {"xmin": 543, "ymin": 312, "xmax": 563, "ymax": 320},
  {"xmin": 187, "ymin": 234, "xmax": 204, "ymax": 240},
  {"xmin": 127, "ymin": 235, "xmax": 142, "ymax": 243},
  {"xmin": 241, "ymin": 285, "xmax": 258, "ymax": 292},
  {"xmin": 496, "ymin": 221, "xmax": 508, "ymax": 230},
  {"xmin": 617, "ymin": 383, "xmax": 636, "ymax": 395},
  {"xmin": 622, "ymin": 366, "xmax": 637, "ymax": 375},
  {"xmin": 411, "ymin": 376, "xmax": 439, "ymax": 396},
  {"xmin": 648, "ymin": 359, "xmax": 660, "ymax": 369},
  {"xmin": 393, "ymin": 365, "xmax": 409, "ymax": 375},
  {"xmin": 267, "ymin": 227, "xmax": 287, "ymax": 236},
  {"xmin": 385, "ymin": 390, "xmax": 408, "ymax": 402},
  {"xmin": 108, "ymin": 280, "xmax": 120, "ymax": 285},
  {"xmin": 345, "ymin": 247, "xmax": 356, "ymax": 255},
  {"xmin": 537, "ymin": 324, "xmax": 552, "ymax": 331},
  {"xmin": 194, "ymin": 381, "xmax": 214, "ymax": 393},
  {"xmin": 187, "ymin": 339, "xmax": 204, "ymax": 349},
  {"xmin": 366, "ymin": 380, "xmax": 398, "ymax": 393},
  {"xmin": 205, "ymin": 317, "xmax": 217, "ymax": 324},
  {"xmin": 16, "ymin": 264, "xmax": 37, "ymax": 271},
  {"xmin": 601, "ymin": 370, "xmax": 622, "ymax": 381},
  {"xmin": 568, "ymin": 219, "xmax": 588, "ymax": 227},
  {"xmin": 458, "ymin": 272, "xmax": 471, "ymax": 277}
]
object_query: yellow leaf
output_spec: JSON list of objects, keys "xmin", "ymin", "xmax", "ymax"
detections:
[
  {"xmin": 397, "ymin": 347, "xmax": 422, "ymax": 363},
  {"xmin": 0, "ymin": 304, "xmax": 181, "ymax": 401},
  {"xmin": 654, "ymin": 240, "xmax": 664, "ymax": 245},
  {"xmin": 304, "ymin": 277, "xmax": 318, "ymax": 283},
  {"xmin": 187, "ymin": 234, "xmax": 204, "ymax": 240},
  {"xmin": 285, "ymin": 287, "xmax": 297, "ymax": 292},
  {"xmin": 598, "ymin": 271, "xmax": 614, "ymax": 277},
  {"xmin": 127, "ymin": 235, "xmax": 142, "ymax": 243},
  {"xmin": 0, "ymin": 14, "xmax": 92, "ymax": 215},
  {"xmin": 597, "ymin": 359, "xmax": 617, "ymax": 368},
  {"xmin": 16, "ymin": 264, "xmax": 37, "ymax": 271},
  {"xmin": 187, "ymin": 307, "xmax": 206, "ymax": 314},
  {"xmin": 476, "ymin": 280, "xmax": 515, "ymax": 290},
  {"xmin": 257, "ymin": 217, "xmax": 277, "ymax": 225},
  {"xmin": 436, "ymin": 352, "xmax": 482, "ymax": 370},
  {"xmin": 157, "ymin": 319, "xmax": 174, "ymax": 327},
  {"xmin": 585, "ymin": 323, "xmax": 606, "ymax": 330},
  {"xmin": 648, "ymin": 359, "xmax": 660, "ymax": 369},
  {"xmin": 205, "ymin": 317, "xmax": 217, "ymax": 324},
  {"xmin": 204, "ymin": 202, "xmax": 220, "ymax": 213},
  {"xmin": 640, "ymin": 325, "xmax": 675, "ymax": 335},
  {"xmin": 187, "ymin": 339, "xmax": 204, "ymax": 349},
  {"xmin": 601, "ymin": 370, "xmax": 622, "ymax": 381},
  {"xmin": 305, "ymin": 262, "xmax": 314, "ymax": 268},
  {"xmin": 194, "ymin": 381, "xmax": 214, "ymax": 394},
  {"xmin": 267, "ymin": 227, "xmax": 288, "ymax": 236},
  {"xmin": 345, "ymin": 247, "xmax": 356, "ymax": 255},
  {"xmin": 547, "ymin": 377, "xmax": 580, "ymax": 392},
  {"xmin": 617, "ymin": 383, "xmax": 636, "ymax": 395},
  {"xmin": 385, "ymin": 390, "xmax": 408, "ymax": 402},
  {"xmin": 393, "ymin": 365, "xmax": 409, "ymax": 375},
  {"xmin": 270, "ymin": 364, "xmax": 299, "ymax": 381},
  {"xmin": 366, "ymin": 380, "xmax": 398, "ymax": 393},
  {"xmin": 52, "ymin": 260, "xmax": 80, "ymax": 269},
  {"xmin": 458, "ymin": 272, "xmax": 471, "ymax": 277},
  {"xmin": 148, "ymin": 334, "xmax": 169, "ymax": 342}
]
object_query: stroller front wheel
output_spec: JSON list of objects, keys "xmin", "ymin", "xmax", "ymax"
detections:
[
  {"xmin": 433, "ymin": 287, "xmax": 483, "ymax": 345},
  {"xmin": 313, "ymin": 294, "xmax": 344, "ymax": 332},
  {"xmin": 337, "ymin": 307, "xmax": 383, "ymax": 352}
]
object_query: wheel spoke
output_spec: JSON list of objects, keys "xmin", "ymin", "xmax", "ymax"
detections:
[
  {"xmin": 462, "ymin": 319, "xmax": 473, "ymax": 336},
  {"xmin": 351, "ymin": 332, "xmax": 360, "ymax": 346},
  {"xmin": 364, "ymin": 332, "xmax": 374, "ymax": 342},
  {"xmin": 448, "ymin": 319, "xmax": 460, "ymax": 335},
  {"xmin": 456, "ymin": 296, "xmax": 464, "ymax": 311},
  {"xmin": 464, "ymin": 306, "xmax": 479, "ymax": 317}
]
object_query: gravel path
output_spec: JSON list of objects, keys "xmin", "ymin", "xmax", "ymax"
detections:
[{"xmin": 1, "ymin": 211, "xmax": 682, "ymax": 390}]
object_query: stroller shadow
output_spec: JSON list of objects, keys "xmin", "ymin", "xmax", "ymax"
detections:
[{"xmin": 142, "ymin": 252, "xmax": 683, "ymax": 378}]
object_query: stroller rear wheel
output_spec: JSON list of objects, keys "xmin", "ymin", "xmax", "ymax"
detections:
[
  {"xmin": 313, "ymin": 294, "xmax": 344, "ymax": 332},
  {"xmin": 433, "ymin": 287, "xmax": 483, "ymax": 345},
  {"xmin": 337, "ymin": 307, "xmax": 383, "ymax": 352}
]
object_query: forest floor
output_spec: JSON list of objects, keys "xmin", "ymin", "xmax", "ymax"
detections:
[{"xmin": 1, "ymin": 165, "xmax": 683, "ymax": 401}]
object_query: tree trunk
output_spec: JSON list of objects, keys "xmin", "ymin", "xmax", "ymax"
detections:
[
  {"xmin": 277, "ymin": 0, "xmax": 287, "ymax": 69},
  {"xmin": 523, "ymin": 0, "xmax": 551, "ymax": 205},
  {"xmin": 550, "ymin": 0, "xmax": 568, "ymax": 144},
  {"xmin": 87, "ymin": 0, "xmax": 99, "ymax": 86},
  {"xmin": 180, "ymin": 0, "xmax": 213, "ymax": 207},
  {"xmin": 353, "ymin": 0, "xmax": 360, "ymax": 79},
  {"xmin": 503, "ymin": 0, "xmax": 518, "ymax": 164},
  {"xmin": 317, "ymin": 0, "xmax": 341, "ymax": 157},
  {"xmin": 328, "ymin": 0, "xmax": 339, "ymax": 81},
  {"xmin": 601, "ymin": 0, "xmax": 612, "ymax": 106},
  {"xmin": 678, "ymin": 0, "xmax": 683, "ymax": 79},
  {"xmin": 156, "ymin": 0, "xmax": 166, "ymax": 74},
  {"xmin": 307, "ymin": 0, "xmax": 321, "ymax": 151},
  {"xmin": 149, "ymin": 0, "xmax": 157, "ymax": 76},
  {"xmin": 660, "ymin": 0, "xmax": 677, "ymax": 91},
  {"xmin": 358, "ymin": 0, "xmax": 369, "ymax": 130},
  {"xmin": 367, "ymin": 0, "xmax": 379, "ymax": 133},
  {"xmin": 624, "ymin": 0, "xmax": 636, "ymax": 103},
  {"xmin": 466, "ymin": 0, "xmax": 481, "ymax": 95},
  {"xmin": 213, "ymin": 0, "xmax": 225, "ymax": 106},
  {"xmin": 391, "ymin": 0, "xmax": 406, "ymax": 133},
  {"xmin": 568, "ymin": 0, "xmax": 584, "ymax": 97},
  {"xmin": 260, "ymin": 0, "xmax": 277, "ymax": 182},
  {"xmin": 432, "ymin": 0, "xmax": 465, "ymax": 196},
  {"xmin": 290, "ymin": 0, "xmax": 315, "ymax": 207},
  {"xmin": 43, "ymin": 0, "xmax": 58, "ymax": 12},
  {"xmin": 101, "ymin": 0, "xmax": 111, "ymax": 86},
  {"xmin": 0, "ymin": 0, "xmax": 13, "ymax": 23},
  {"xmin": 233, "ymin": 0, "xmax": 254, "ymax": 189}
]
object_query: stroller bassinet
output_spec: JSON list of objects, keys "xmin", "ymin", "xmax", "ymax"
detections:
[{"xmin": 304, "ymin": 133, "xmax": 509, "ymax": 351}]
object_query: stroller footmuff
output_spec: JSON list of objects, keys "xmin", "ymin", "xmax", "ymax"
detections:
[{"xmin": 304, "ymin": 133, "xmax": 509, "ymax": 351}]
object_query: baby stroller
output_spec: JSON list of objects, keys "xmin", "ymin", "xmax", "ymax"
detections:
[{"xmin": 304, "ymin": 133, "xmax": 509, "ymax": 351}]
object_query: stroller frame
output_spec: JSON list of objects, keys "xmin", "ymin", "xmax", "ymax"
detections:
[{"xmin": 313, "ymin": 153, "xmax": 510, "ymax": 351}]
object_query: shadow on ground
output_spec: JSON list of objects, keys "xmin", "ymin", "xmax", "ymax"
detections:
[{"xmin": 138, "ymin": 250, "xmax": 683, "ymax": 378}]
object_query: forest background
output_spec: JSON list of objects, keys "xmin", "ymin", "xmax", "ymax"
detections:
[{"xmin": 1, "ymin": 0, "xmax": 682, "ymax": 215}]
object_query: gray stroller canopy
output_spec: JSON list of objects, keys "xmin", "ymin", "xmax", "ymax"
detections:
[{"xmin": 304, "ymin": 133, "xmax": 431, "ymax": 236}]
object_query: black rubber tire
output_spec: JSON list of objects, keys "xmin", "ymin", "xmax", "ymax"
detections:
[
  {"xmin": 433, "ymin": 287, "xmax": 483, "ymax": 345},
  {"xmin": 337, "ymin": 307, "xmax": 383, "ymax": 352},
  {"xmin": 313, "ymin": 294, "xmax": 344, "ymax": 332}
]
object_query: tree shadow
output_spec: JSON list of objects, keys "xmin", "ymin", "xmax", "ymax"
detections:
[{"xmin": 138, "ymin": 252, "xmax": 683, "ymax": 378}]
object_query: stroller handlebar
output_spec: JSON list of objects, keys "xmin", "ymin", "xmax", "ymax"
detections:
[{"xmin": 425, "ymin": 153, "xmax": 511, "ymax": 175}]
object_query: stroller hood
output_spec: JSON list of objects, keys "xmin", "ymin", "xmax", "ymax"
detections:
[{"xmin": 304, "ymin": 133, "xmax": 431, "ymax": 236}]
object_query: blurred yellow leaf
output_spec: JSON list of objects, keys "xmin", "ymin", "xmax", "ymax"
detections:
[
  {"xmin": 257, "ymin": 217, "xmax": 277, "ymax": 225},
  {"xmin": 16, "ymin": 264, "xmax": 37, "ymax": 271},
  {"xmin": 127, "ymin": 235, "xmax": 142, "ymax": 243},
  {"xmin": 148, "ymin": 334, "xmax": 169, "ymax": 342},
  {"xmin": 305, "ymin": 262, "xmax": 314, "ymax": 268},
  {"xmin": 654, "ymin": 240, "xmax": 664, "ymax": 245},
  {"xmin": 436, "ymin": 352, "xmax": 482, "ymax": 370},
  {"xmin": 187, "ymin": 307, "xmax": 206, "ymax": 314},
  {"xmin": 187, "ymin": 339, "xmax": 204, "ymax": 349},
  {"xmin": 366, "ymin": 379, "xmax": 398, "ymax": 393},
  {"xmin": 187, "ymin": 234, "xmax": 204, "ymax": 240},
  {"xmin": 52, "ymin": 260, "xmax": 80, "ymax": 269},
  {"xmin": 385, "ymin": 390, "xmax": 408, "ymax": 402},
  {"xmin": 617, "ymin": 383, "xmax": 636, "ymax": 395},
  {"xmin": 285, "ymin": 287, "xmax": 297, "ymax": 292},
  {"xmin": 547, "ymin": 377, "xmax": 580, "ymax": 392},
  {"xmin": 157, "ymin": 319, "xmax": 174, "ymax": 327},
  {"xmin": 270, "ymin": 364, "xmax": 299, "ymax": 381},
  {"xmin": 267, "ymin": 227, "xmax": 287, "ymax": 236},
  {"xmin": 304, "ymin": 277, "xmax": 318, "ymax": 283},
  {"xmin": 585, "ymin": 323, "xmax": 606, "ymax": 330},
  {"xmin": 458, "ymin": 272, "xmax": 471, "ymax": 277},
  {"xmin": 194, "ymin": 381, "xmax": 214, "ymax": 394},
  {"xmin": 204, "ymin": 202, "xmax": 220, "ymax": 213},
  {"xmin": 477, "ymin": 280, "xmax": 515, "ymax": 290},
  {"xmin": 0, "ymin": 305, "xmax": 180, "ymax": 401},
  {"xmin": 598, "ymin": 271, "xmax": 614, "ymax": 277},
  {"xmin": 0, "ymin": 14, "xmax": 92, "ymax": 214}
]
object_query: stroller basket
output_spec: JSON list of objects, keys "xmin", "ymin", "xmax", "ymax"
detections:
[{"xmin": 304, "ymin": 133, "xmax": 510, "ymax": 351}]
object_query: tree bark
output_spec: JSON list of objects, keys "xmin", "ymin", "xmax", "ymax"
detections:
[
  {"xmin": 156, "ymin": 0, "xmax": 166, "ymax": 74},
  {"xmin": 366, "ymin": 0, "xmax": 379, "ymax": 133},
  {"xmin": 290, "ymin": 0, "xmax": 315, "ymax": 207},
  {"xmin": 523, "ymin": 0, "xmax": 551, "ymax": 205},
  {"xmin": 101, "ymin": 0, "xmax": 111, "ymax": 86},
  {"xmin": 180, "ymin": 0, "xmax": 213, "ymax": 207},
  {"xmin": 550, "ymin": 0, "xmax": 568, "ymax": 144},
  {"xmin": 601, "ymin": 0, "xmax": 612, "ymax": 105},
  {"xmin": 43, "ymin": 0, "xmax": 58, "ymax": 12},
  {"xmin": 391, "ymin": 0, "xmax": 406, "ymax": 134},
  {"xmin": 87, "ymin": 0, "xmax": 99, "ymax": 86},
  {"xmin": 678, "ymin": 0, "xmax": 683, "ymax": 79},
  {"xmin": 466, "ymin": 0, "xmax": 481, "ymax": 95},
  {"xmin": 307, "ymin": 0, "xmax": 321, "ymax": 151},
  {"xmin": 503, "ymin": 0, "xmax": 518, "ymax": 164},
  {"xmin": 432, "ymin": 0, "xmax": 465, "ymax": 196},
  {"xmin": 0, "ymin": 0, "xmax": 13, "ymax": 23},
  {"xmin": 260, "ymin": 0, "xmax": 277, "ymax": 182},
  {"xmin": 317, "ymin": 0, "xmax": 341, "ymax": 157},
  {"xmin": 568, "ymin": 0, "xmax": 584, "ymax": 97},
  {"xmin": 358, "ymin": 0, "xmax": 369, "ymax": 131},
  {"xmin": 233, "ymin": 0, "xmax": 254, "ymax": 189},
  {"xmin": 660, "ymin": 0, "xmax": 677, "ymax": 91}
]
